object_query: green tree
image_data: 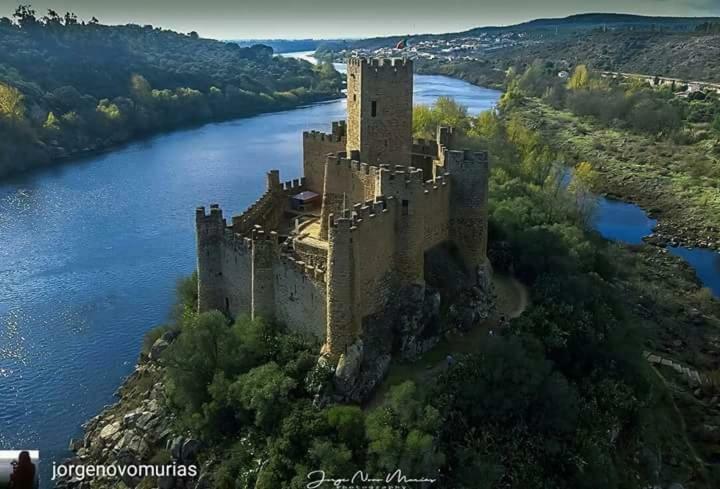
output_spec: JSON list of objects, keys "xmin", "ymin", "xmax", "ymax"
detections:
[
  {"xmin": 366, "ymin": 382, "xmax": 444, "ymax": 476},
  {"xmin": 567, "ymin": 65, "xmax": 590, "ymax": 90},
  {"xmin": 43, "ymin": 111, "xmax": 60, "ymax": 132},
  {"xmin": 568, "ymin": 161, "xmax": 599, "ymax": 227},
  {"xmin": 229, "ymin": 361, "xmax": 297, "ymax": 430},
  {"xmin": 0, "ymin": 83, "xmax": 25, "ymax": 121}
]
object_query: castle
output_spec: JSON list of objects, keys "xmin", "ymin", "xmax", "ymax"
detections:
[{"xmin": 196, "ymin": 57, "xmax": 490, "ymax": 362}]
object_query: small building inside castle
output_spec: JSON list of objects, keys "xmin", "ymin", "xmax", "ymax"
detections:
[{"xmin": 196, "ymin": 57, "xmax": 489, "ymax": 360}]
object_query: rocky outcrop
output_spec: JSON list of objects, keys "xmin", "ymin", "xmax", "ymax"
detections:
[
  {"xmin": 55, "ymin": 333, "xmax": 209, "ymax": 489},
  {"xmin": 328, "ymin": 263, "xmax": 497, "ymax": 404}
]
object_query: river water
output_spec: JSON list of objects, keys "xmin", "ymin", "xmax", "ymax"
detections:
[{"xmin": 0, "ymin": 53, "xmax": 500, "ymax": 479}]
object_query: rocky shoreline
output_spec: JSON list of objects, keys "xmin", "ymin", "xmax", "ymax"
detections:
[{"xmin": 55, "ymin": 332, "xmax": 209, "ymax": 489}]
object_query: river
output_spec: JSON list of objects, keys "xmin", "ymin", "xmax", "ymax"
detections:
[
  {"xmin": 0, "ymin": 53, "xmax": 501, "ymax": 479},
  {"xmin": 594, "ymin": 196, "xmax": 720, "ymax": 295}
]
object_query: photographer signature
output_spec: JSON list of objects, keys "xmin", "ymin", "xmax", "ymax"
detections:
[{"xmin": 306, "ymin": 469, "xmax": 436, "ymax": 488}]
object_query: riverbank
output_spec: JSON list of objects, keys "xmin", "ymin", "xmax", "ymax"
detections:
[
  {"xmin": 0, "ymin": 91, "xmax": 342, "ymax": 182},
  {"xmin": 55, "ymin": 337, "xmax": 209, "ymax": 489},
  {"xmin": 512, "ymin": 98, "xmax": 720, "ymax": 252}
]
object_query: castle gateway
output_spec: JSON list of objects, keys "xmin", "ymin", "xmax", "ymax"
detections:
[{"xmin": 196, "ymin": 57, "xmax": 489, "ymax": 361}]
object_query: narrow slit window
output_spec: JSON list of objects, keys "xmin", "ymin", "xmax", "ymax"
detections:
[
  {"xmin": 402, "ymin": 199, "xmax": 409, "ymax": 216},
  {"xmin": 371, "ymin": 100, "xmax": 377, "ymax": 117}
]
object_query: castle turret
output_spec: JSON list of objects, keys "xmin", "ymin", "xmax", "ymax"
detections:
[
  {"xmin": 196, "ymin": 204, "xmax": 226, "ymax": 312},
  {"xmin": 378, "ymin": 165, "xmax": 425, "ymax": 285},
  {"xmin": 346, "ymin": 57, "xmax": 413, "ymax": 166},
  {"xmin": 436, "ymin": 126, "xmax": 455, "ymax": 149},
  {"xmin": 251, "ymin": 227, "xmax": 277, "ymax": 321},
  {"xmin": 444, "ymin": 149, "xmax": 490, "ymax": 278},
  {"xmin": 266, "ymin": 169, "xmax": 281, "ymax": 191},
  {"xmin": 302, "ymin": 121, "xmax": 346, "ymax": 192},
  {"xmin": 323, "ymin": 214, "xmax": 355, "ymax": 360}
]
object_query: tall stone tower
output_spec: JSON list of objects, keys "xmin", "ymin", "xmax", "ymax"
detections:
[
  {"xmin": 346, "ymin": 57, "xmax": 413, "ymax": 166},
  {"xmin": 444, "ymin": 149, "xmax": 490, "ymax": 277},
  {"xmin": 196, "ymin": 204, "xmax": 226, "ymax": 313}
]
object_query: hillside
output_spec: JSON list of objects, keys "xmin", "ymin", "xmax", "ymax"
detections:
[
  {"xmin": 319, "ymin": 13, "xmax": 720, "ymax": 83},
  {"xmin": 491, "ymin": 30, "xmax": 720, "ymax": 81},
  {"xmin": 0, "ymin": 7, "xmax": 342, "ymax": 178},
  {"xmin": 327, "ymin": 13, "xmax": 720, "ymax": 50}
]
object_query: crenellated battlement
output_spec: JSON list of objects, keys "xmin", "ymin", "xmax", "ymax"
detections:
[
  {"xmin": 196, "ymin": 203, "xmax": 224, "ymax": 222},
  {"xmin": 326, "ymin": 154, "xmax": 379, "ymax": 176},
  {"xmin": 281, "ymin": 177, "xmax": 306, "ymax": 193},
  {"xmin": 422, "ymin": 173, "xmax": 450, "ymax": 195},
  {"xmin": 277, "ymin": 252, "xmax": 327, "ymax": 283},
  {"xmin": 327, "ymin": 196, "xmax": 396, "ymax": 232},
  {"xmin": 231, "ymin": 190, "xmax": 276, "ymax": 233},
  {"xmin": 348, "ymin": 56, "xmax": 412, "ymax": 71},
  {"xmin": 379, "ymin": 164, "xmax": 425, "ymax": 182},
  {"xmin": 412, "ymin": 137, "xmax": 439, "ymax": 155},
  {"xmin": 303, "ymin": 130, "xmax": 344, "ymax": 143},
  {"xmin": 196, "ymin": 204, "xmax": 227, "ymax": 241}
]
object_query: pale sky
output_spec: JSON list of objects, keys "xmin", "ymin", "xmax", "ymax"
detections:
[{"xmin": 1, "ymin": 0, "xmax": 719, "ymax": 39}]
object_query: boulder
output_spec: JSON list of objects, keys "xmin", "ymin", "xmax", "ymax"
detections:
[
  {"xmin": 335, "ymin": 340, "xmax": 363, "ymax": 385},
  {"xmin": 181, "ymin": 439, "xmax": 202, "ymax": 463},
  {"xmin": 170, "ymin": 436, "xmax": 186, "ymax": 460},
  {"xmin": 150, "ymin": 338, "xmax": 171, "ymax": 361},
  {"xmin": 99, "ymin": 421, "xmax": 121, "ymax": 441}
]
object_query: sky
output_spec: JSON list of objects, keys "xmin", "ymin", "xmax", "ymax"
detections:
[{"xmin": 1, "ymin": 0, "xmax": 719, "ymax": 39}]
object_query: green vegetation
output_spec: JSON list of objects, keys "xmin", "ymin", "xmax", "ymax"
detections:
[
  {"xmin": 142, "ymin": 99, "xmax": 716, "ymax": 488},
  {"xmin": 499, "ymin": 61, "xmax": 720, "ymax": 249},
  {"xmin": 0, "ymin": 6, "xmax": 342, "ymax": 178}
]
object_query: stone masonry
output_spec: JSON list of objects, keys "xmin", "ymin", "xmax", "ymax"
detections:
[{"xmin": 196, "ymin": 56, "xmax": 491, "ymax": 361}]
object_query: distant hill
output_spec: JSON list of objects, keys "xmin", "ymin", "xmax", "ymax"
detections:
[
  {"xmin": 323, "ymin": 13, "xmax": 720, "ymax": 84},
  {"xmin": 230, "ymin": 39, "xmax": 321, "ymax": 53},
  {"xmin": 340, "ymin": 13, "xmax": 720, "ymax": 50},
  {"xmin": 492, "ymin": 29, "xmax": 720, "ymax": 81}
]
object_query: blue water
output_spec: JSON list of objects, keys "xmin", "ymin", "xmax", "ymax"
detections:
[
  {"xmin": 667, "ymin": 247, "xmax": 720, "ymax": 296},
  {"xmin": 593, "ymin": 197, "xmax": 720, "ymax": 296},
  {"xmin": 593, "ymin": 197, "xmax": 657, "ymax": 245},
  {"xmin": 0, "ymin": 56, "xmax": 501, "ymax": 484}
]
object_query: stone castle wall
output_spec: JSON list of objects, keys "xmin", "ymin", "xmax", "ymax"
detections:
[
  {"xmin": 319, "ymin": 153, "xmax": 380, "ymax": 239},
  {"xmin": 219, "ymin": 232, "xmax": 253, "ymax": 317},
  {"xmin": 273, "ymin": 254, "xmax": 327, "ymax": 339},
  {"xmin": 444, "ymin": 149, "xmax": 490, "ymax": 270},
  {"xmin": 201, "ymin": 226, "xmax": 328, "ymax": 341},
  {"xmin": 346, "ymin": 58, "xmax": 413, "ymax": 166},
  {"xmin": 303, "ymin": 120, "xmax": 346, "ymax": 192},
  {"xmin": 230, "ymin": 171, "xmax": 289, "ymax": 235}
]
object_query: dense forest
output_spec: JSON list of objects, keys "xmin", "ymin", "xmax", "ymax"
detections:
[{"xmin": 0, "ymin": 6, "xmax": 342, "ymax": 178}]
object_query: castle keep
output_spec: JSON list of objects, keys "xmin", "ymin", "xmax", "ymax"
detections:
[{"xmin": 196, "ymin": 57, "xmax": 490, "ymax": 361}]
